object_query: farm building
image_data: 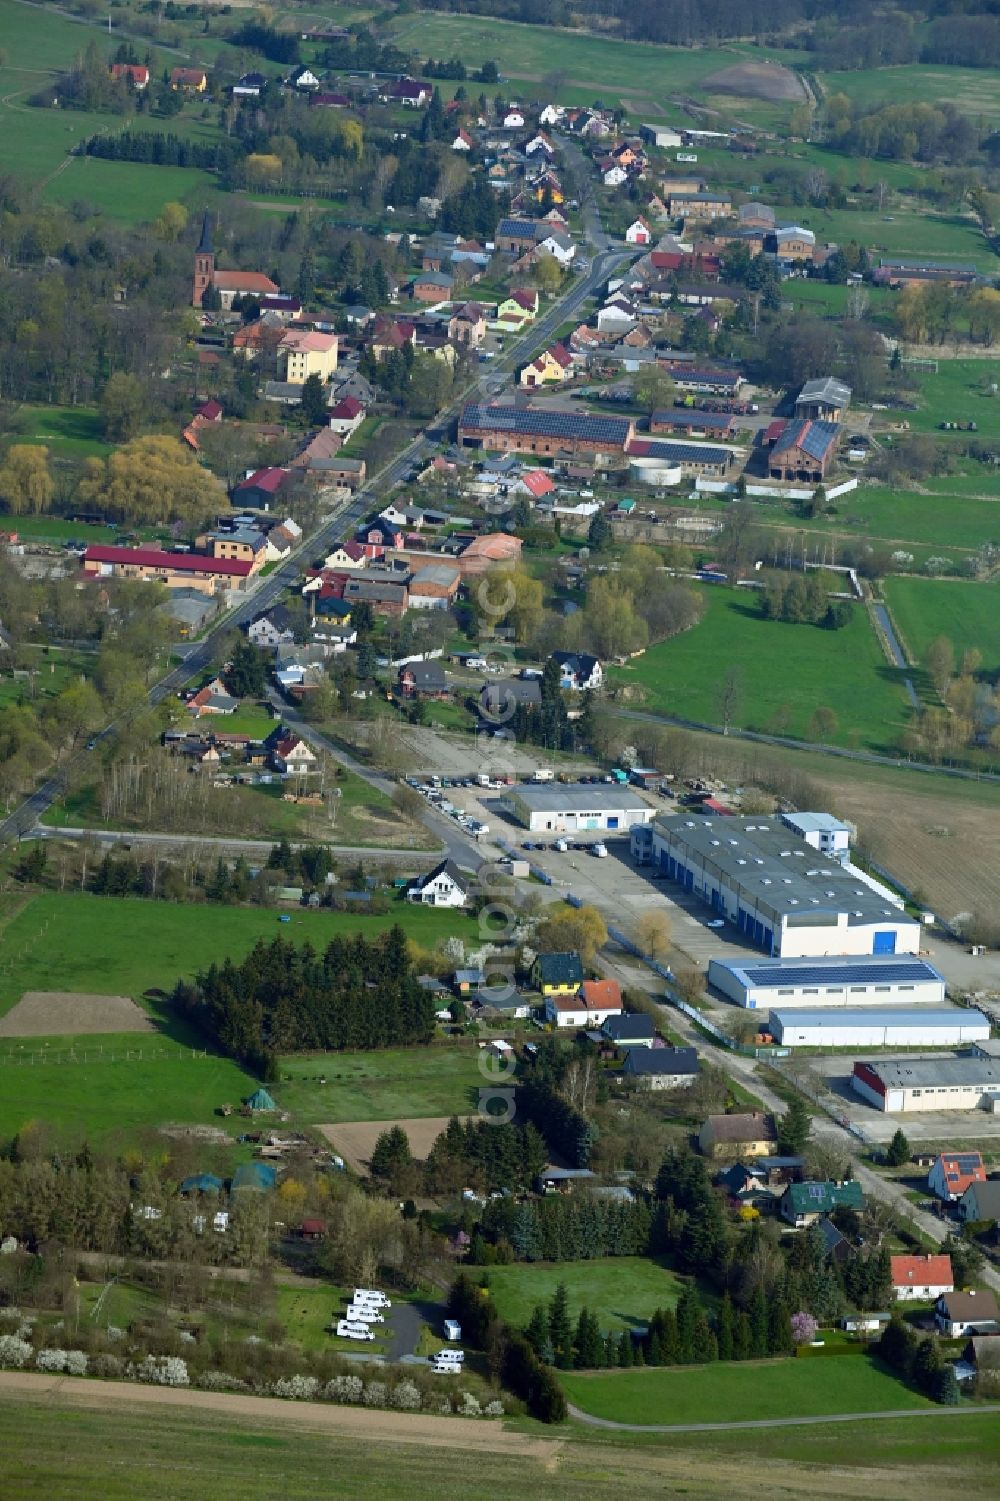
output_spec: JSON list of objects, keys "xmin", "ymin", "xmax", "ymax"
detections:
[
  {"xmin": 500, "ymin": 783, "xmax": 655, "ymax": 833},
  {"xmin": 651, "ymin": 815, "xmax": 920, "ymax": 958},
  {"xmin": 768, "ymin": 1007, "xmax": 988, "ymax": 1050},
  {"xmin": 795, "ymin": 377, "xmax": 851, "ymax": 422},
  {"xmin": 626, "ymin": 438, "xmax": 734, "ymax": 480},
  {"xmin": 707, "ymin": 955, "xmax": 947, "ymax": 1010},
  {"xmin": 457, "ymin": 404, "xmax": 634, "ymax": 458},
  {"xmin": 853, "ymin": 1058, "xmax": 1000, "ymax": 1113},
  {"xmin": 768, "ymin": 418, "xmax": 840, "ymax": 482}
]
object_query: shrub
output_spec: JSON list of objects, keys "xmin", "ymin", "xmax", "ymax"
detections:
[
  {"xmin": 0, "ymin": 1335, "xmax": 33, "ymax": 1369},
  {"xmin": 273, "ymin": 1374, "xmax": 319, "ymax": 1400},
  {"xmin": 392, "ymin": 1380, "xmax": 421, "ymax": 1410},
  {"xmin": 200, "ymin": 1371, "xmax": 248, "ymax": 1393},
  {"xmin": 325, "ymin": 1374, "xmax": 364, "ymax": 1403},
  {"xmin": 459, "ymin": 1391, "xmax": 482, "ymax": 1417},
  {"xmin": 363, "ymin": 1380, "xmax": 388, "ymax": 1407},
  {"xmin": 91, "ymin": 1353, "xmax": 124, "ymax": 1380},
  {"xmin": 36, "ymin": 1349, "xmax": 69, "ymax": 1372},
  {"xmin": 132, "ymin": 1355, "xmax": 190, "ymax": 1387},
  {"xmin": 484, "ymin": 1399, "xmax": 505, "ymax": 1417},
  {"xmin": 65, "ymin": 1351, "xmax": 88, "ymax": 1376},
  {"xmin": 791, "ymin": 1311, "xmax": 818, "ymax": 1346}
]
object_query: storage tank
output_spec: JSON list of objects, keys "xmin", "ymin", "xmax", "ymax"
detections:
[{"xmin": 629, "ymin": 456, "xmax": 683, "ymax": 487}]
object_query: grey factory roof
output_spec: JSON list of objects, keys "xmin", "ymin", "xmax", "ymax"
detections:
[
  {"xmin": 511, "ymin": 783, "xmax": 651, "ymax": 813},
  {"xmin": 780, "ymin": 811, "xmax": 851, "ymax": 835},
  {"xmin": 771, "ymin": 418, "xmax": 840, "ymax": 461},
  {"xmin": 715, "ymin": 956, "xmax": 944, "ymax": 989},
  {"xmin": 459, "ymin": 403, "xmax": 632, "ymax": 446},
  {"xmin": 797, "ymin": 376, "xmax": 851, "ymax": 407},
  {"xmin": 860, "ymin": 1058, "xmax": 1000, "ymax": 1089},
  {"xmin": 879, "ymin": 256, "xmax": 977, "ymax": 273},
  {"xmin": 655, "ymin": 814, "xmax": 915, "ymax": 928},
  {"xmin": 770, "ymin": 1007, "xmax": 973, "ymax": 1031},
  {"xmin": 410, "ymin": 563, "xmax": 461, "ymax": 588}
]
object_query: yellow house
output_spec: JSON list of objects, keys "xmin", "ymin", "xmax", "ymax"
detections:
[
  {"xmin": 278, "ymin": 330, "xmax": 339, "ymax": 386},
  {"xmin": 497, "ymin": 290, "xmax": 538, "ymax": 325},
  {"xmin": 531, "ymin": 952, "xmax": 584, "ymax": 996},
  {"xmin": 697, "ymin": 1112, "xmax": 778, "ymax": 1160},
  {"xmin": 519, "ymin": 342, "xmax": 572, "ymax": 388}
]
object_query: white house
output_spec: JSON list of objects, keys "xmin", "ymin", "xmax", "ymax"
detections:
[
  {"xmin": 625, "ymin": 217, "xmax": 652, "ymax": 246},
  {"xmin": 406, "ymin": 859, "xmax": 471, "ymax": 909},
  {"xmin": 538, "ymin": 232, "xmax": 576, "ymax": 266},
  {"xmin": 538, "ymin": 104, "xmax": 563, "ymax": 127},
  {"xmin": 928, "ymin": 1151, "xmax": 986, "ymax": 1203},
  {"xmin": 269, "ymin": 733, "xmax": 317, "ymax": 776},
  {"xmin": 550, "ymin": 651, "xmax": 602, "ymax": 691},
  {"xmin": 544, "ymin": 979, "xmax": 622, "ymax": 1028},
  {"xmin": 503, "ymin": 109, "xmax": 525, "ymax": 129},
  {"xmin": 289, "ymin": 65, "xmax": 321, "ymax": 91},
  {"xmin": 890, "ymin": 1255, "xmax": 953, "ymax": 1303},
  {"xmin": 602, "ymin": 164, "xmax": 628, "ymax": 187},
  {"xmin": 525, "ymin": 133, "xmax": 554, "ymax": 157},
  {"xmin": 451, "ymin": 128, "xmax": 473, "ymax": 152},
  {"xmin": 935, "ymin": 1290, "xmax": 1000, "ymax": 1338},
  {"xmin": 248, "ymin": 605, "xmax": 296, "ymax": 649}
]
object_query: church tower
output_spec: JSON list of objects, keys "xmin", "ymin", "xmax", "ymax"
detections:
[{"xmin": 192, "ymin": 213, "xmax": 215, "ymax": 307}]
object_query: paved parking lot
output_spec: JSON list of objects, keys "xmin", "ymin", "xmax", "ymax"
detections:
[
  {"xmin": 398, "ymin": 728, "xmax": 596, "ymax": 782},
  {"xmin": 782, "ymin": 1051, "xmax": 1000, "ymax": 1145}
]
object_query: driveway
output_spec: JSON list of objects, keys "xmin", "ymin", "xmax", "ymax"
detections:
[{"xmin": 386, "ymin": 1299, "xmax": 424, "ymax": 1361}]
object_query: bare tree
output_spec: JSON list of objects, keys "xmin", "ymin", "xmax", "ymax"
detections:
[{"xmin": 717, "ymin": 666, "xmax": 744, "ymax": 736}]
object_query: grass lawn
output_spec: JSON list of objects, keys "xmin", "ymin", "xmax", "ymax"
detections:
[
  {"xmin": 561, "ymin": 1355, "xmax": 931, "ymax": 1425},
  {"xmin": 0, "ymin": 0, "xmax": 116, "ymax": 72},
  {"xmin": 0, "ymin": 892, "xmax": 475, "ymax": 1019},
  {"xmin": 882, "ymin": 576, "xmax": 1000, "ymax": 675},
  {"xmin": 44, "ymin": 157, "xmax": 223, "ymax": 223},
  {"xmin": 0, "ymin": 645, "xmax": 94, "ymax": 708},
  {"xmin": 907, "ymin": 360, "xmax": 1000, "ymax": 442},
  {"xmin": 485, "ymin": 1257, "xmax": 686, "ymax": 1334},
  {"xmin": 276, "ymin": 1045, "xmax": 482, "ymax": 1124},
  {"xmin": 768, "ymin": 203, "xmax": 990, "ymax": 263},
  {"xmin": 206, "ymin": 703, "xmax": 277, "ymax": 740},
  {"xmin": 14, "ymin": 405, "xmax": 109, "ymax": 459},
  {"xmin": 608, "ymin": 585, "xmax": 910, "ymax": 752}
]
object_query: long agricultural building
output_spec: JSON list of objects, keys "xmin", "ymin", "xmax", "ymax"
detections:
[
  {"xmin": 853, "ymin": 1057, "xmax": 1000, "ymax": 1113},
  {"xmin": 770, "ymin": 1007, "xmax": 989, "ymax": 1050},
  {"xmin": 500, "ymin": 783, "xmax": 655, "ymax": 833},
  {"xmin": 651, "ymin": 815, "xmax": 921, "ymax": 958},
  {"xmin": 83, "ymin": 545, "xmax": 252, "ymax": 594},
  {"xmin": 457, "ymin": 403, "xmax": 634, "ymax": 458},
  {"xmin": 708, "ymin": 956, "xmax": 946, "ymax": 1010}
]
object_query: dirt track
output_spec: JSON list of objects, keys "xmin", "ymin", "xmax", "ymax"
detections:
[{"xmin": 0, "ymin": 1372, "xmax": 560, "ymax": 1459}]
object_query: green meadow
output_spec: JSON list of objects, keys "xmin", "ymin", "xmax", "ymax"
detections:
[{"xmin": 882, "ymin": 576, "xmax": 1000, "ymax": 675}]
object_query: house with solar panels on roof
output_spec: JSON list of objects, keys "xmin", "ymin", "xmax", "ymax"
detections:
[
  {"xmin": 457, "ymin": 403, "xmax": 634, "ymax": 459},
  {"xmin": 652, "ymin": 814, "xmax": 921, "ymax": 958},
  {"xmin": 768, "ymin": 417, "xmax": 840, "ymax": 483}
]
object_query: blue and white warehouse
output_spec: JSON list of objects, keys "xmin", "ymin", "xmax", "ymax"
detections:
[
  {"xmin": 769, "ymin": 1007, "xmax": 988, "ymax": 1050},
  {"xmin": 708, "ymin": 955, "xmax": 946, "ymax": 1010},
  {"xmin": 652, "ymin": 815, "xmax": 921, "ymax": 958}
]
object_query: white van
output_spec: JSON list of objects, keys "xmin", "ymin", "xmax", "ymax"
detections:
[
  {"xmin": 443, "ymin": 1319, "xmax": 462, "ymax": 1341},
  {"xmin": 592, "ymin": 842, "xmax": 608, "ymax": 858},
  {"xmin": 336, "ymin": 1320, "xmax": 375, "ymax": 1340},
  {"xmin": 345, "ymin": 1305, "xmax": 385, "ymax": 1323},
  {"xmin": 532, "ymin": 768, "xmax": 554, "ymax": 783}
]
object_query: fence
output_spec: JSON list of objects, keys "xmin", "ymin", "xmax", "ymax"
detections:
[
  {"xmin": 0, "ymin": 1046, "xmax": 209, "ymax": 1067},
  {"xmin": 495, "ymin": 836, "xmax": 551, "ymax": 885},
  {"xmin": 695, "ymin": 477, "xmax": 859, "ymax": 502}
]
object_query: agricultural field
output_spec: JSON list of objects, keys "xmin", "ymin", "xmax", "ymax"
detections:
[
  {"xmin": 608, "ymin": 586, "xmax": 910, "ymax": 753},
  {"xmin": 824, "ymin": 63, "xmax": 1000, "ymax": 122},
  {"xmin": 561, "ymin": 1355, "xmax": 930, "ymax": 1425},
  {"xmin": 0, "ymin": 0, "xmax": 117, "ymax": 73},
  {"xmin": 768, "ymin": 203, "xmax": 990, "ymax": 262},
  {"xmin": 882, "ymin": 577, "xmax": 1000, "ymax": 676},
  {"xmin": 281, "ymin": 1046, "xmax": 482, "ymax": 1125},
  {"xmin": 0, "ymin": 891, "xmax": 474, "ymax": 1019},
  {"xmin": 484, "ymin": 1257, "xmax": 686, "ymax": 1334},
  {"xmin": 2, "ymin": 1396, "xmax": 1000, "ymax": 1501},
  {"xmin": 43, "ymin": 157, "xmax": 223, "ymax": 225}
]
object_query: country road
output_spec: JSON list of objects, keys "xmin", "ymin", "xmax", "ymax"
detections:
[{"xmin": 566, "ymin": 1399, "xmax": 1000, "ymax": 1434}]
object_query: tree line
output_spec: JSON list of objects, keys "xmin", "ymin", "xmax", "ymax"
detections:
[
  {"xmin": 473, "ymin": 1190, "xmax": 652, "ymax": 1263},
  {"xmin": 170, "ymin": 928, "xmax": 435, "ymax": 1075}
]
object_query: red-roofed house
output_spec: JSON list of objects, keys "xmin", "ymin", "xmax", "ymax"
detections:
[
  {"xmin": 310, "ymin": 92, "xmax": 351, "ymax": 109},
  {"xmin": 518, "ymin": 469, "xmax": 556, "ymax": 500},
  {"xmin": 196, "ymin": 399, "xmax": 223, "ymax": 423},
  {"xmin": 929, "ymin": 1150, "xmax": 987, "ymax": 1202},
  {"xmin": 371, "ymin": 318, "xmax": 417, "ymax": 360},
  {"xmin": 545, "ymin": 979, "xmax": 623, "ymax": 1028},
  {"xmin": 82, "ymin": 545, "xmax": 251, "ymax": 594},
  {"xmin": 111, "ymin": 63, "xmax": 150, "ymax": 89},
  {"xmin": 327, "ymin": 395, "xmax": 366, "ymax": 438},
  {"xmin": 269, "ymin": 733, "xmax": 318, "ymax": 775},
  {"xmin": 171, "ymin": 67, "xmax": 207, "ymax": 92},
  {"xmin": 519, "ymin": 342, "xmax": 573, "ymax": 387},
  {"xmin": 890, "ymin": 1255, "xmax": 954, "ymax": 1302},
  {"xmin": 451, "ymin": 128, "xmax": 474, "ymax": 152},
  {"xmin": 233, "ymin": 468, "xmax": 289, "ymax": 508}
]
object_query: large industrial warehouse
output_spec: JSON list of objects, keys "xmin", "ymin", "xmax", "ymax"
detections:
[
  {"xmin": 853, "ymin": 1057, "xmax": 1000, "ymax": 1113},
  {"xmin": 770, "ymin": 1007, "xmax": 989, "ymax": 1050},
  {"xmin": 651, "ymin": 815, "xmax": 921, "ymax": 958},
  {"xmin": 708, "ymin": 955, "xmax": 946, "ymax": 1010},
  {"xmin": 500, "ymin": 783, "xmax": 655, "ymax": 833}
]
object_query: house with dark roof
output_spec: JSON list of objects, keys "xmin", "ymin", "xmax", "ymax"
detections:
[
  {"xmin": 407, "ymin": 858, "xmax": 471, "ymax": 909},
  {"xmin": 960, "ymin": 1179, "xmax": 1000, "ymax": 1226},
  {"xmin": 622, "ymin": 1047, "xmax": 699, "ymax": 1089},
  {"xmin": 780, "ymin": 1180, "xmax": 865, "ymax": 1228},
  {"xmin": 698, "ymin": 1111, "xmax": 778, "ymax": 1159},
  {"xmin": 479, "ymin": 677, "xmax": 542, "ymax": 721},
  {"xmin": 795, "ymin": 377, "xmax": 851, "ymax": 422},
  {"xmin": 602, "ymin": 1012, "xmax": 656, "ymax": 1048},
  {"xmin": 550, "ymin": 650, "xmax": 602, "ymax": 692},
  {"xmin": 768, "ymin": 418, "xmax": 840, "ymax": 483},
  {"xmin": 398, "ymin": 660, "xmax": 449, "ymax": 699},
  {"xmin": 248, "ymin": 603, "xmax": 297, "ymax": 650},
  {"xmin": 936, "ymin": 1289, "xmax": 1000, "ymax": 1337},
  {"xmin": 532, "ymin": 951, "xmax": 585, "ymax": 996}
]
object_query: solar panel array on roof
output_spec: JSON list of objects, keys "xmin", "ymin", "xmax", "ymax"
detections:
[
  {"xmin": 741, "ymin": 961, "xmax": 934, "ymax": 988},
  {"xmin": 629, "ymin": 439, "xmax": 731, "ymax": 465},
  {"xmin": 459, "ymin": 404, "xmax": 631, "ymax": 444},
  {"xmin": 772, "ymin": 418, "xmax": 840, "ymax": 461}
]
